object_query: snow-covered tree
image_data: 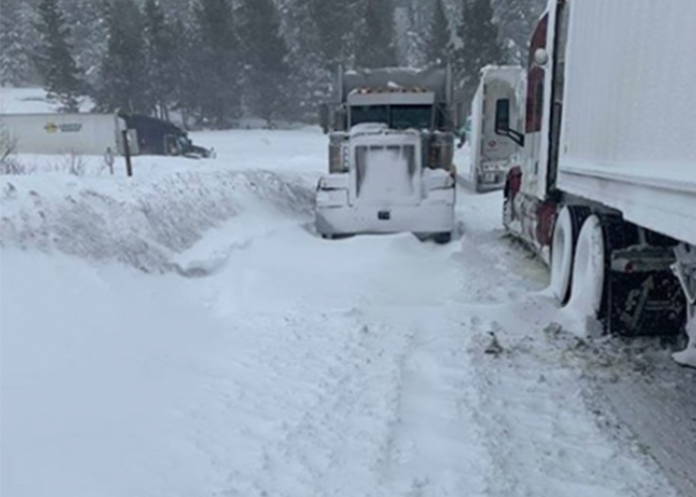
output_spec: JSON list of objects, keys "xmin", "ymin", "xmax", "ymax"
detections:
[
  {"xmin": 452, "ymin": 0, "xmax": 505, "ymax": 113},
  {"xmin": 0, "ymin": 0, "xmax": 38, "ymax": 87},
  {"xmin": 63, "ymin": 0, "xmax": 110, "ymax": 90},
  {"xmin": 192, "ymin": 0, "xmax": 240, "ymax": 127},
  {"xmin": 310, "ymin": 0, "xmax": 360, "ymax": 69},
  {"xmin": 168, "ymin": 15, "xmax": 199, "ymax": 127},
  {"xmin": 424, "ymin": 0, "xmax": 450, "ymax": 67},
  {"xmin": 238, "ymin": 0, "xmax": 291, "ymax": 125},
  {"xmin": 279, "ymin": 0, "xmax": 331, "ymax": 122},
  {"xmin": 33, "ymin": 0, "xmax": 85, "ymax": 112},
  {"xmin": 354, "ymin": 0, "xmax": 398, "ymax": 69},
  {"xmin": 492, "ymin": 0, "xmax": 546, "ymax": 64},
  {"xmin": 143, "ymin": 0, "xmax": 177, "ymax": 118},
  {"xmin": 95, "ymin": 0, "xmax": 149, "ymax": 113}
]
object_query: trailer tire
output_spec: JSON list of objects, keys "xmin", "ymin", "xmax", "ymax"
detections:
[
  {"xmin": 566, "ymin": 214, "xmax": 605, "ymax": 321},
  {"xmin": 550, "ymin": 205, "xmax": 590, "ymax": 303}
]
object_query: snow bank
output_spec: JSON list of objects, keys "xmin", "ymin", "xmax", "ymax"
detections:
[{"xmin": 0, "ymin": 168, "xmax": 315, "ymax": 272}]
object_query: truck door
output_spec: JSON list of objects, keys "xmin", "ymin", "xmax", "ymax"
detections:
[{"xmin": 482, "ymin": 82, "xmax": 519, "ymax": 164}]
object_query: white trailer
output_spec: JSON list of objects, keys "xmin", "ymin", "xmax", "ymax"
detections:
[
  {"xmin": 499, "ymin": 0, "xmax": 696, "ymax": 366},
  {"xmin": 463, "ymin": 65, "xmax": 524, "ymax": 192},
  {"xmin": 0, "ymin": 113, "xmax": 135, "ymax": 156}
]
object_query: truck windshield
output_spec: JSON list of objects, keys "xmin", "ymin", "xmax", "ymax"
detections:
[
  {"xmin": 391, "ymin": 105, "xmax": 432, "ymax": 129},
  {"xmin": 351, "ymin": 106, "xmax": 389, "ymax": 127},
  {"xmin": 350, "ymin": 105, "xmax": 433, "ymax": 130}
]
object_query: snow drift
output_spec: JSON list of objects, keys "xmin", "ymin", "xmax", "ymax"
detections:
[{"xmin": 1, "ymin": 168, "xmax": 314, "ymax": 272}]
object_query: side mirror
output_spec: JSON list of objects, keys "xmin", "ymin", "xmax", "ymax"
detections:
[
  {"xmin": 534, "ymin": 48, "xmax": 549, "ymax": 67},
  {"xmin": 494, "ymin": 98, "xmax": 525, "ymax": 147},
  {"xmin": 319, "ymin": 103, "xmax": 330, "ymax": 134}
]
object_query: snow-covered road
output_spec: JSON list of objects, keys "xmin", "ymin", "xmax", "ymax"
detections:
[{"xmin": 1, "ymin": 126, "xmax": 692, "ymax": 497}]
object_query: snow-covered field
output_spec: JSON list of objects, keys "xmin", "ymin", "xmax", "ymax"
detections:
[{"xmin": 1, "ymin": 88, "xmax": 695, "ymax": 497}]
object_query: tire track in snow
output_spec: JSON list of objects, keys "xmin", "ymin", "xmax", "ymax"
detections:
[
  {"xmin": 378, "ymin": 308, "xmax": 493, "ymax": 497},
  {"xmin": 219, "ymin": 309, "xmax": 415, "ymax": 497}
]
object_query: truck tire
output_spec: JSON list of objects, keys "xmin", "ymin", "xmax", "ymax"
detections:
[
  {"xmin": 550, "ymin": 205, "xmax": 590, "ymax": 304},
  {"xmin": 433, "ymin": 232, "xmax": 452, "ymax": 244},
  {"xmin": 566, "ymin": 214, "xmax": 606, "ymax": 321}
]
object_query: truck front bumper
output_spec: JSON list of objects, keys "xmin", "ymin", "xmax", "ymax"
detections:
[{"xmin": 315, "ymin": 190, "xmax": 455, "ymax": 237}]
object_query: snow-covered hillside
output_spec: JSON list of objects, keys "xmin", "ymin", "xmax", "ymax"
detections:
[{"xmin": 1, "ymin": 90, "xmax": 695, "ymax": 497}]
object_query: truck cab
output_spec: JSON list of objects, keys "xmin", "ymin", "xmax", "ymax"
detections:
[
  {"xmin": 315, "ymin": 66, "xmax": 458, "ymax": 243},
  {"xmin": 464, "ymin": 65, "xmax": 525, "ymax": 192}
]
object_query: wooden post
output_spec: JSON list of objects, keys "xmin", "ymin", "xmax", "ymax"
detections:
[{"xmin": 122, "ymin": 130, "xmax": 133, "ymax": 177}]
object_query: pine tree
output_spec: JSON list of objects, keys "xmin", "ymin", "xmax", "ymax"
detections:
[
  {"xmin": 0, "ymin": 0, "xmax": 37, "ymax": 87},
  {"xmin": 281, "ymin": 0, "xmax": 331, "ymax": 122},
  {"xmin": 33, "ymin": 0, "xmax": 85, "ymax": 112},
  {"xmin": 169, "ymin": 15, "xmax": 199, "ymax": 128},
  {"xmin": 310, "ymin": 0, "xmax": 359, "ymax": 69},
  {"xmin": 492, "ymin": 0, "xmax": 546, "ymax": 64},
  {"xmin": 238, "ymin": 0, "xmax": 291, "ymax": 125},
  {"xmin": 452, "ymin": 0, "xmax": 505, "ymax": 113},
  {"xmin": 424, "ymin": 0, "xmax": 450, "ymax": 67},
  {"xmin": 193, "ymin": 0, "xmax": 240, "ymax": 127},
  {"xmin": 95, "ymin": 0, "xmax": 149, "ymax": 113},
  {"xmin": 355, "ymin": 0, "xmax": 398, "ymax": 69},
  {"xmin": 143, "ymin": 0, "xmax": 177, "ymax": 118},
  {"xmin": 63, "ymin": 0, "xmax": 110, "ymax": 91}
]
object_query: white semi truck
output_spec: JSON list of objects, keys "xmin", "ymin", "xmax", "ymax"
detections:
[
  {"xmin": 499, "ymin": 0, "xmax": 696, "ymax": 366},
  {"xmin": 0, "ymin": 112, "xmax": 212, "ymax": 158},
  {"xmin": 316, "ymin": 66, "xmax": 459, "ymax": 243},
  {"xmin": 463, "ymin": 65, "xmax": 524, "ymax": 192}
]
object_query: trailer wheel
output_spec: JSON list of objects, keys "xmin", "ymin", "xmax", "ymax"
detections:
[
  {"xmin": 550, "ymin": 206, "xmax": 590, "ymax": 303},
  {"xmin": 566, "ymin": 214, "xmax": 606, "ymax": 321}
]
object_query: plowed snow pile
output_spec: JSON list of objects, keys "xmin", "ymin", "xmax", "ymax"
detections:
[{"xmin": 1, "ymin": 125, "xmax": 689, "ymax": 497}]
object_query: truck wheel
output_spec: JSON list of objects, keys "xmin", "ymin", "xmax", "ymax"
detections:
[
  {"xmin": 550, "ymin": 206, "xmax": 590, "ymax": 303},
  {"xmin": 433, "ymin": 232, "xmax": 452, "ymax": 244},
  {"xmin": 566, "ymin": 215, "xmax": 606, "ymax": 321}
]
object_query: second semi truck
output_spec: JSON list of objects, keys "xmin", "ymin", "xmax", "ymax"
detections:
[{"xmin": 500, "ymin": 0, "xmax": 696, "ymax": 366}]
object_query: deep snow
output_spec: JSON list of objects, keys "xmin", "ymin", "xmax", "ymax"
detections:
[{"xmin": 1, "ymin": 88, "xmax": 695, "ymax": 497}]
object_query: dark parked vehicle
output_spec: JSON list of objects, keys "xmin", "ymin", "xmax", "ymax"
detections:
[{"xmin": 118, "ymin": 114, "xmax": 214, "ymax": 158}]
